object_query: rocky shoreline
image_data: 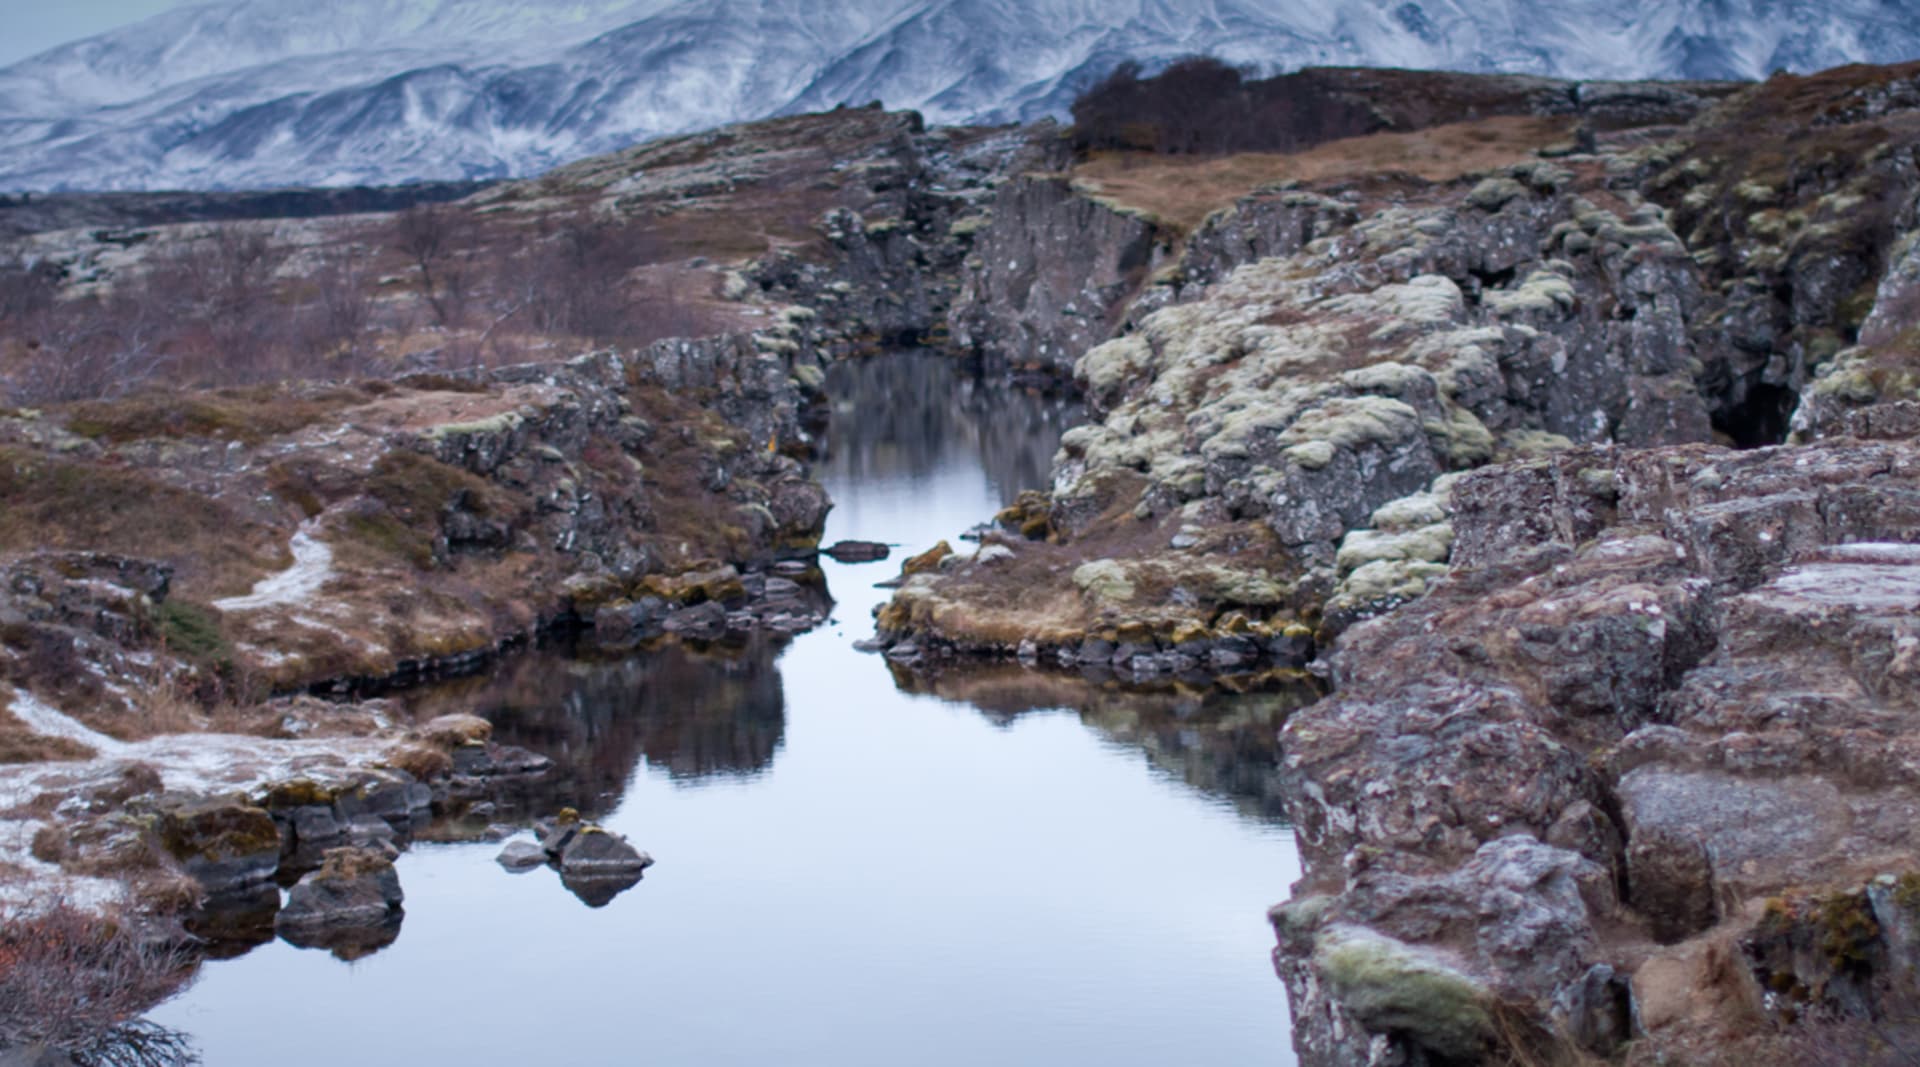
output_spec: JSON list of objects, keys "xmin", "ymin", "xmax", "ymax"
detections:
[{"xmin": 852, "ymin": 60, "xmax": 1920, "ymax": 1063}]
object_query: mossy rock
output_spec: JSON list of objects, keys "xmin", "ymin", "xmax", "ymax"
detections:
[
  {"xmin": 258, "ymin": 779, "xmax": 341, "ymax": 811},
  {"xmin": 1314, "ymin": 927, "xmax": 1494, "ymax": 1062},
  {"xmin": 158, "ymin": 796, "xmax": 283, "ymax": 891}
]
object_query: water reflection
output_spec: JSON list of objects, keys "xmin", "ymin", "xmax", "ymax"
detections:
[
  {"xmin": 821, "ymin": 353, "xmax": 1080, "ymax": 514},
  {"xmin": 896, "ymin": 665, "xmax": 1317, "ymax": 823},
  {"xmin": 400, "ymin": 638, "xmax": 788, "ymax": 819}
]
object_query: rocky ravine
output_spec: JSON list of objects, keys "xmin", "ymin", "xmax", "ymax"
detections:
[
  {"xmin": 6, "ymin": 55, "xmax": 1920, "ymax": 1062},
  {"xmin": 867, "ymin": 62, "xmax": 1920, "ymax": 1062}
]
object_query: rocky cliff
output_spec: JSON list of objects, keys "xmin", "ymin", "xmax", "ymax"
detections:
[
  {"xmin": 867, "ymin": 60, "xmax": 1920, "ymax": 1062},
  {"xmin": 0, "ymin": 332, "xmax": 830, "ymax": 716}
]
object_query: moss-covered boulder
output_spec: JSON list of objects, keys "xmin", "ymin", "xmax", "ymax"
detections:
[
  {"xmin": 1312, "ymin": 926, "xmax": 1496, "ymax": 1063},
  {"xmin": 157, "ymin": 795, "xmax": 283, "ymax": 894}
]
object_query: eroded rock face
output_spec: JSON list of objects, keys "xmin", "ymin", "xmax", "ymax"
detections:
[
  {"xmin": 876, "ymin": 155, "xmax": 1724, "ymax": 670},
  {"xmin": 949, "ymin": 175, "xmax": 1173, "ymax": 376},
  {"xmin": 1278, "ymin": 437, "xmax": 1920, "ymax": 1062}
]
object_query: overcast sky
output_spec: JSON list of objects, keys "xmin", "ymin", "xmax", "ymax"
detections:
[{"xmin": 0, "ymin": 0, "xmax": 197, "ymax": 67}]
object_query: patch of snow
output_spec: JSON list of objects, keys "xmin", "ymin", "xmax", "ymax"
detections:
[
  {"xmin": 213, "ymin": 523, "xmax": 334, "ymax": 612},
  {"xmin": 7, "ymin": 690, "xmax": 126, "ymax": 758}
]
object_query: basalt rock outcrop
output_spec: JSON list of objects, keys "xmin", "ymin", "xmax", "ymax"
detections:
[
  {"xmin": 875, "ymin": 156, "xmax": 1723, "ymax": 672},
  {"xmin": 855, "ymin": 61, "xmax": 1920, "ymax": 1063},
  {"xmin": 1277, "ymin": 436, "xmax": 1920, "ymax": 1063},
  {"xmin": 0, "ymin": 332, "xmax": 832, "ymax": 716}
]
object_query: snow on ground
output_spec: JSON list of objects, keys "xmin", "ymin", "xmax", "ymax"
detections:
[
  {"xmin": 212, "ymin": 523, "xmax": 334, "ymax": 612},
  {"xmin": 8, "ymin": 689, "xmax": 126, "ymax": 757},
  {"xmin": 0, "ymin": 687, "xmax": 395, "ymax": 908}
]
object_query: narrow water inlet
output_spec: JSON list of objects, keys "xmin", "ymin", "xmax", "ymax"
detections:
[{"xmin": 152, "ymin": 351, "xmax": 1304, "ymax": 1066}]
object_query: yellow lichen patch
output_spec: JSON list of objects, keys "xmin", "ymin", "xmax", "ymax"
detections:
[{"xmin": 902, "ymin": 541, "xmax": 955, "ymax": 577}]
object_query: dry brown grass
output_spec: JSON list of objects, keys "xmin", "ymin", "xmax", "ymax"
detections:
[
  {"xmin": 0, "ymin": 446, "xmax": 283, "ymax": 597},
  {"xmin": 1071, "ymin": 115, "xmax": 1575, "ymax": 232}
]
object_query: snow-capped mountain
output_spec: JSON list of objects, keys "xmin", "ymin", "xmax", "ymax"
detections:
[{"xmin": 3, "ymin": 0, "xmax": 1917, "ymax": 191}]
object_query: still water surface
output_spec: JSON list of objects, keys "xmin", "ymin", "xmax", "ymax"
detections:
[{"xmin": 154, "ymin": 353, "xmax": 1304, "ymax": 1065}]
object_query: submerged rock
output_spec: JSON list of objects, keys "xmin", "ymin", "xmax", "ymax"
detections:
[{"xmin": 824, "ymin": 539, "xmax": 891, "ymax": 563}]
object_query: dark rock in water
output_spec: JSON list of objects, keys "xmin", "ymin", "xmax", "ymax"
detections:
[
  {"xmin": 883, "ymin": 642, "xmax": 921, "ymax": 662},
  {"xmin": 592, "ymin": 596, "xmax": 667, "ymax": 641},
  {"xmin": 662, "ymin": 599, "xmax": 728, "ymax": 637},
  {"xmin": 289, "ymin": 804, "xmax": 345, "ymax": 848},
  {"xmin": 851, "ymin": 637, "xmax": 889, "ymax": 653},
  {"xmin": 496, "ymin": 839, "xmax": 548, "ymax": 871},
  {"xmin": 556, "ymin": 827, "xmax": 653, "ymax": 877},
  {"xmin": 157, "ymin": 795, "xmax": 282, "ymax": 894},
  {"xmin": 332, "ymin": 770, "xmax": 433, "ymax": 823},
  {"xmin": 1075, "ymin": 637, "xmax": 1114, "ymax": 664},
  {"xmin": 276, "ymin": 847, "xmax": 405, "ymax": 953},
  {"xmin": 284, "ymin": 917, "xmax": 402, "ymax": 961},
  {"xmin": 825, "ymin": 539, "xmax": 891, "ymax": 563}
]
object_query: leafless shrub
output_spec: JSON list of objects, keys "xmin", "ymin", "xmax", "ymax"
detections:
[
  {"xmin": 0, "ymin": 244, "xmax": 60, "ymax": 324},
  {"xmin": 147, "ymin": 224, "xmax": 296, "ymax": 384},
  {"xmin": 1, "ymin": 295, "xmax": 169, "ymax": 405},
  {"xmin": 300, "ymin": 239, "xmax": 379, "ymax": 374},
  {"xmin": 1070, "ymin": 55, "xmax": 1383, "ymax": 157},
  {"xmin": 394, "ymin": 204, "xmax": 476, "ymax": 327},
  {"xmin": 0, "ymin": 901, "xmax": 198, "ymax": 1066}
]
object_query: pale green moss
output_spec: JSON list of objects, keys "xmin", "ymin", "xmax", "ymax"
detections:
[
  {"xmin": 1500, "ymin": 429, "xmax": 1577, "ymax": 458},
  {"xmin": 948, "ymin": 213, "xmax": 994, "ymax": 238},
  {"xmin": 1370, "ymin": 490, "xmax": 1448, "ymax": 532},
  {"xmin": 1466, "ymin": 177, "xmax": 1529, "ymax": 211},
  {"xmin": 791, "ymin": 363, "xmax": 826, "ymax": 391},
  {"xmin": 1485, "ymin": 270, "xmax": 1577, "ymax": 320},
  {"xmin": 1314, "ymin": 927, "xmax": 1493, "ymax": 1062},
  {"xmin": 424, "ymin": 411, "xmax": 524, "ymax": 440},
  {"xmin": 1424, "ymin": 405, "xmax": 1495, "ymax": 466},
  {"xmin": 1336, "ymin": 524, "xmax": 1454, "ymax": 574},
  {"xmin": 1286, "ymin": 440, "xmax": 1336, "ymax": 470},
  {"xmin": 1276, "ymin": 395, "xmax": 1423, "ymax": 454},
  {"xmin": 1073, "ymin": 560, "xmax": 1136, "ymax": 603}
]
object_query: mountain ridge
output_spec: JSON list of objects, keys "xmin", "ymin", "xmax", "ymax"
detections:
[{"xmin": 4, "ymin": 0, "xmax": 1919, "ymax": 191}]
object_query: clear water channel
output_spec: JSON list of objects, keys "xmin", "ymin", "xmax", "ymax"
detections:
[{"xmin": 152, "ymin": 351, "xmax": 1307, "ymax": 1066}]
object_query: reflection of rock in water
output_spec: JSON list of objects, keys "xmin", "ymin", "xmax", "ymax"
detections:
[
  {"xmin": 897, "ymin": 666, "xmax": 1322, "ymax": 822},
  {"xmin": 823, "ymin": 352, "xmax": 1081, "ymax": 505},
  {"xmin": 185, "ymin": 884, "xmax": 281, "ymax": 960},
  {"xmin": 278, "ymin": 914, "xmax": 403, "ymax": 962},
  {"xmin": 401, "ymin": 638, "xmax": 788, "ymax": 819},
  {"xmin": 561, "ymin": 871, "xmax": 645, "ymax": 908}
]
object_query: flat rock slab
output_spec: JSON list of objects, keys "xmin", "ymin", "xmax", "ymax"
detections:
[{"xmin": 496, "ymin": 839, "xmax": 548, "ymax": 871}]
